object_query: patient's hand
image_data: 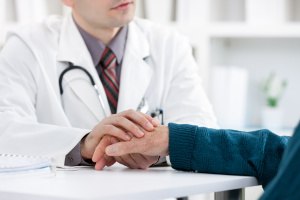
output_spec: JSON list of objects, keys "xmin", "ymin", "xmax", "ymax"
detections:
[{"xmin": 106, "ymin": 125, "xmax": 169, "ymax": 157}]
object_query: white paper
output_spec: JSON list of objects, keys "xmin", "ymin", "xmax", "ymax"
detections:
[
  {"xmin": 0, "ymin": 154, "xmax": 54, "ymax": 178},
  {"xmin": 0, "ymin": 157, "xmax": 50, "ymax": 173}
]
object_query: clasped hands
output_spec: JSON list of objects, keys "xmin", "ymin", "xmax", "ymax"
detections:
[{"xmin": 80, "ymin": 109, "xmax": 169, "ymax": 170}]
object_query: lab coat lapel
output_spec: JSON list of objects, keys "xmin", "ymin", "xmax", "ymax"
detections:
[
  {"xmin": 117, "ymin": 21, "xmax": 153, "ymax": 112},
  {"xmin": 56, "ymin": 14, "xmax": 111, "ymax": 120}
]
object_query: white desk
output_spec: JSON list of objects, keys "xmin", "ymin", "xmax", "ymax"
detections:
[{"xmin": 0, "ymin": 165, "xmax": 258, "ymax": 200}]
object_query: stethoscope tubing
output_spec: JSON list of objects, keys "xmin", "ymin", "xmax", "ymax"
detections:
[
  {"xmin": 59, "ymin": 62, "xmax": 107, "ymax": 117},
  {"xmin": 59, "ymin": 62, "xmax": 95, "ymax": 95}
]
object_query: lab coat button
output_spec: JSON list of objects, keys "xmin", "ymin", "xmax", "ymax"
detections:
[{"xmin": 68, "ymin": 156, "xmax": 73, "ymax": 163}]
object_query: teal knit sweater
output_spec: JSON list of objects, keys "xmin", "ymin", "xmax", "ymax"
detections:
[
  {"xmin": 168, "ymin": 123, "xmax": 289, "ymax": 187},
  {"xmin": 168, "ymin": 123, "xmax": 300, "ymax": 199}
]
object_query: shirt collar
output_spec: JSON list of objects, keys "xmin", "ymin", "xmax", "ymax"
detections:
[{"xmin": 76, "ymin": 22, "xmax": 128, "ymax": 66}]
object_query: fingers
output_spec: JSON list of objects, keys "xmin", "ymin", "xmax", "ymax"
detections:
[
  {"xmin": 93, "ymin": 136, "xmax": 119, "ymax": 170},
  {"xmin": 94, "ymin": 157, "xmax": 106, "ymax": 170},
  {"xmin": 81, "ymin": 124, "xmax": 130, "ymax": 159},
  {"xmin": 92, "ymin": 136, "xmax": 115, "ymax": 163},
  {"xmin": 94, "ymin": 155, "xmax": 116, "ymax": 170},
  {"xmin": 94, "ymin": 154, "xmax": 116, "ymax": 170},
  {"xmin": 114, "ymin": 154, "xmax": 157, "ymax": 169},
  {"xmin": 114, "ymin": 155, "xmax": 138, "ymax": 169},
  {"xmin": 141, "ymin": 113, "xmax": 160, "ymax": 127},
  {"xmin": 105, "ymin": 140, "xmax": 138, "ymax": 157},
  {"xmin": 104, "ymin": 154, "xmax": 116, "ymax": 167},
  {"xmin": 105, "ymin": 137, "xmax": 119, "ymax": 167},
  {"xmin": 92, "ymin": 109, "xmax": 157, "ymax": 144},
  {"xmin": 102, "ymin": 110, "xmax": 157, "ymax": 139},
  {"xmin": 109, "ymin": 116, "xmax": 145, "ymax": 138},
  {"xmin": 142, "ymin": 155, "xmax": 159, "ymax": 164},
  {"xmin": 127, "ymin": 154, "xmax": 150, "ymax": 169},
  {"xmin": 102, "ymin": 125, "xmax": 131, "ymax": 141},
  {"xmin": 119, "ymin": 110, "xmax": 155, "ymax": 132}
]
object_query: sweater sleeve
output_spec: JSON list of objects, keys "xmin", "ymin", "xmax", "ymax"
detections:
[{"xmin": 168, "ymin": 123, "xmax": 290, "ymax": 188}]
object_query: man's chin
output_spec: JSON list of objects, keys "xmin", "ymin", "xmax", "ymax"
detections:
[{"xmin": 114, "ymin": 15, "xmax": 135, "ymax": 27}]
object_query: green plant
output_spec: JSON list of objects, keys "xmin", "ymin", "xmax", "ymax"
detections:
[{"xmin": 262, "ymin": 73, "xmax": 287, "ymax": 108}]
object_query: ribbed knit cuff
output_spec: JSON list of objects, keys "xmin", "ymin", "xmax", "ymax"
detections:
[{"xmin": 168, "ymin": 123, "xmax": 197, "ymax": 171}]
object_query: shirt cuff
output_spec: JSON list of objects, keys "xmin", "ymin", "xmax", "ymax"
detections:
[
  {"xmin": 65, "ymin": 137, "xmax": 95, "ymax": 166},
  {"xmin": 65, "ymin": 142, "xmax": 82, "ymax": 166}
]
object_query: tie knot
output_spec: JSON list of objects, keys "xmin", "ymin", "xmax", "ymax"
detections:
[{"xmin": 100, "ymin": 47, "xmax": 117, "ymax": 70}]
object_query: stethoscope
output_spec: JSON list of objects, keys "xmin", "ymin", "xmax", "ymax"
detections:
[
  {"xmin": 59, "ymin": 62, "xmax": 107, "ymax": 116},
  {"xmin": 137, "ymin": 98, "xmax": 164, "ymax": 125},
  {"xmin": 59, "ymin": 62, "xmax": 164, "ymax": 124}
]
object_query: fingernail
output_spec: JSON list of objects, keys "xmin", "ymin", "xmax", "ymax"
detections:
[
  {"xmin": 152, "ymin": 118, "xmax": 160, "ymax": 126},
  {"xmin": 137, "ymin": 129, "xmax": 144, "ymax": 137},
  {"xmin": 106, "ymin": 145, "xmax": 117, "ymax": 155},
  {"xmin": 125, "ymin": 135, "xmax": 131, "ymax": 141},
  {"xmin": 145, "ymin": 122, "xmax": 154, "ymax": 130}
]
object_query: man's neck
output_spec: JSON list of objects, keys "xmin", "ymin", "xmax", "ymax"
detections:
[{"xmin": 72, "ymin": 14, "xmax": 120, "ymax": 45}]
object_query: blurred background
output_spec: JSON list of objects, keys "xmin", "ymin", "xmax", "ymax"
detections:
[{"xmin": 1, "ymin": 0, "xmax": 300, "ymax": 199}]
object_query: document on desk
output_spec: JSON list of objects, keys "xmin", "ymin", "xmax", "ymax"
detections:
[{"xmin": 0, "ymin": 154, "xmax": 55, "ymax": 177}]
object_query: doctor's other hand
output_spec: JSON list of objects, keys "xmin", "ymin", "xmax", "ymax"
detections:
[
  {"xmin": 91, "ymin": 135, "xmax": 120, "ymax": 170},
  {"xmin": 80, "ymin": 109, "xmax": 160, "ymax": 160},
  {"xmin": 105, "ymin": 126, "xmax": 169, "ymax": 157}
]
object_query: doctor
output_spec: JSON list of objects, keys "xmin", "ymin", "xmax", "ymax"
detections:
[{"xmin": 0, "ymin": 0, "xmax": 217, "ymax": 168}]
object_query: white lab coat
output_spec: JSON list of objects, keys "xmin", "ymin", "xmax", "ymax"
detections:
[{"xmin": 0, "ymin": 14, "xmax": 217, "ymax": 165}]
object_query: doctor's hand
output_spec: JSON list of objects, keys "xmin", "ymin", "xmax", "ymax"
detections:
[{"xmin": 80, "ymin": 109, "xmax": 159, "ymax": 160}]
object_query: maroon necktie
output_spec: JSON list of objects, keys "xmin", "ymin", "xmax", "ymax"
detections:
[{"xmin": 98, "ymin": 47, "xmax": 119, "ymax": 114}]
